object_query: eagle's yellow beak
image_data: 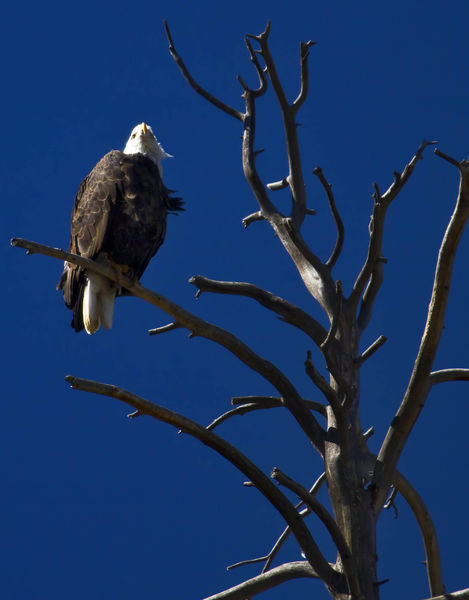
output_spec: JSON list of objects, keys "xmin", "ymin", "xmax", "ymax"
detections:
[{"xmin": 141, "ymin": 122, "xmax": 147, "ymax": 134}]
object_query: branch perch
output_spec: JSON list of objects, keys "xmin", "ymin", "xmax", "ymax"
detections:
[{"xmin": 11, "ymin": 237, "xmax": 326, "ymax": 456}]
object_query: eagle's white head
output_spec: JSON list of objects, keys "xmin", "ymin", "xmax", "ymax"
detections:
[{"xmin": 123, "ymin": 122, "xmax": 172, "ymax": 176}]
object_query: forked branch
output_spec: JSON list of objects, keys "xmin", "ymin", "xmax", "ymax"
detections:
[
  {"xmin": 351, "ymin": 140, "xmax": 437, "ymax": 331},
  {"xmin": 247, "ymin": 22, "xmax": 309, "ymax": 227}
]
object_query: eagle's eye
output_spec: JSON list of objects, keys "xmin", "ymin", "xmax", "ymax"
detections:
[{"xmin": 131, "ymin": 133, "xmax": 137, "ymax": 139}]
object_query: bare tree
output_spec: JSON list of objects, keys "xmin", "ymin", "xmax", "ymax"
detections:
[{"xmin": 11, "ymin": 22, "xmax": 469, "ymax": 600}]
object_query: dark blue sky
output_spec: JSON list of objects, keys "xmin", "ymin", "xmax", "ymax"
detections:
[{"xmin": 2, "ymin": 1, "xmax": 469, "ymax": 598}]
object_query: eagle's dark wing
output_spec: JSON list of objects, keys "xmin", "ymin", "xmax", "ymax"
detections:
[{"xmin": 57, "ymin": 150, "xmax": 183, "ymax": 332}]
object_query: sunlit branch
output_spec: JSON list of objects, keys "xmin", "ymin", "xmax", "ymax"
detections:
[
  {"xmin": 429, "ymin": 368, "xmax": 469, "ymax": 386},
  {"xmin": 371, "ymin": 157, "xmax": 469, "ymax": 514},
  {"xmin": 292, "ymin": 41, "xmax": 316, "ymax": 112},
  {"xmin": 394, "ymin": 471, "xmax": 444, "ymax": 596},
  {"xmin": 148, "ymin": 322, "xmax": 181, "ymax": 336}
]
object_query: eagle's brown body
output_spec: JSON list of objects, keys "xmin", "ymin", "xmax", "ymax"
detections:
[{"xmin": 57, "ymin": 149, "xmax": 183, "ymax": 333}]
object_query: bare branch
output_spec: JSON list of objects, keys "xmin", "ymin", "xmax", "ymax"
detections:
[
  {"xmin": 305, "ymin": 351, "xmax": 340, "ymax": 410},
  {"xmin": 12, "ymin": 237, "xmax": 326, "ymax": 455},
  {"xmin": 429, "ymin": 368, "xmax": 469, "ymax": 386},
  {"xmin": 271, "ymin": 468, "xmax": 360, "ymax": 599},
  {"xmin": 249, "ymin": 24, "xmax": 308, "ymax": 227},
  {"xmin": 262, "ymin": 472, "xmax": 327, "ymax": 573},
  {"xmin": 394, "ymin": 471, "xmax": 445, "ymax": 596},
  {"xmin": 267, "ymin": 177, "xmax": 289, "ymax": 190},
  {"xmin": 65, "ymin": 375, "xmax": 341, "ymax": 588},
  {"xmin": 371, "ymin": 159, "xmax": 469, "ymax": 514},
  {"xmin": 422, "ymin": 588, "xmax": 469, "ymax": 600},
  {"xmin": 350, "ymin": 141, "xmax": 437, "ymax": 328},
  {"xmin": 164, "ymin": 22, "xmax": 243, "ymax": 122},
  {"xmin": 275, "ymin": 219, "xmax": 337, "ymax": 319},
  {"xmin": 434, "ymin": 147, "xmax": 461, "ymax": 168},
  {"xmin": 292, "ymin": 41, "xmax": 316, "ymax": 112},
  {"xmin": 206, "ymin": 397, "xmax": 326, "ymax": 431},
  {"xmin": 189, "ymin": 275, "xmax": 328, "ymax": 347},
  {"xmin": 230, "ymin": 396, "xmax": 325, "ymax": 414},
  {"xmin": 229, "ymin": 472, "xmax": 327, "ymax": 576},
  {"xmin": 355, "ymin": 335, "xmax": 387, "ymax": 366},
  {"xmin": 148, "ymin": 322, "xmax": 181, "ymax": 336},
  {"xmin": 320, "ymin": 281, "xmax": 342, "ymax": 353},
  {"xmin": 313, "ymin": 166, "xmax": 344, "ymax": 270},
  {"xmin": 242, "ymin": 211, "xmax": 264, "ymax": 228},
  {"xmin": 244, "ymin": 36, "xmax": 267, "ymax": 97},
  {"xmin": 204, "ymin": 561, "xmax": 319, "ymax": 600}
]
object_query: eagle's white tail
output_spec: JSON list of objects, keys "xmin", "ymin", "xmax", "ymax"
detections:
[{"xmin": 82, "ymin": 273, "xmax": 117, "ymax": 335}]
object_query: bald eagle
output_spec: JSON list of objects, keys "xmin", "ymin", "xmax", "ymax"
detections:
[{"xmin": 57, "ymin": 123, "xmax": 183, "ymax": 334}]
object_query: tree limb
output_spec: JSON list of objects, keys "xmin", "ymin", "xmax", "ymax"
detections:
[
  {"xmin": 313, "ymin": 166, "xmax": 344, "ymax": 270},
  {"xmin": 351, "ymin": 140, "xmax": 437, "ymax": 330},
  {"xmin": 271, "ymin": 468, "xmax": 359, "ymax": 599},
  {"xmin": 355, "ymin": 335, "xmax": 387, "ymax": 366},
  {"xmin": 262, "ymin": 472, "xmax": 327, "ymax": 573},
  {"xmin": 292, "ymin": 41, "xmax": 316, "ymax": 112},
  {"xmin": 65, "ymin": 375, "xmax": 342, "ymax": 590},
  {"xmin": 206, "ymin": 397, "xmax": 326, "ymax": 431},
  {"xmin": 189, "ymin": 275, "xmax": 328, "ymax": 347},
  {"xmin": 204, "ymin": 561, "xmax": 319, "ymax": 600},
  {"xmin": 148, "ymin": 322, "xmax": 181, "ymax": 336},
  {"xmin": 304, "ymin": 351, "xmax": 341, "ymax": 410},
  {"xmin": 248, "ymin": 23, "xmax": 308, "ymax": 227},
  {"xmin": 422, "ymin": 588, "xmax": 469, "ymax": 600},
  {"xmin": 11, "ymin": 237, "xmax": 326, "ymax": 456},
  {"xmin": 371, "ymin": 157, "xmax": 469, "ymax": 513},
  {"xmin": 429, "ymin": 368, "xmax": 469, "ymax": 386},
  {"xmin": 394, "ymin": 471, "xmax": 445, "ymax": 596},
  {"xmin": 164, "ymin": 22, "xmax": 243, "ymax": 122}
]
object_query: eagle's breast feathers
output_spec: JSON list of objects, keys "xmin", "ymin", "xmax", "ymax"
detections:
[{"xmin": 58, "ymin": 126, "xmax": 182, "ymax": 334}]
